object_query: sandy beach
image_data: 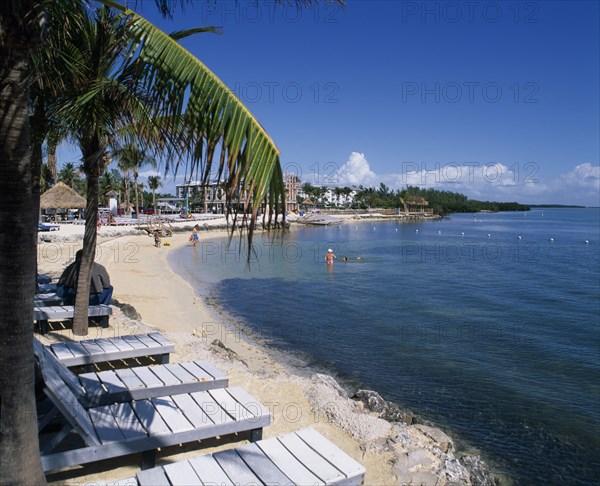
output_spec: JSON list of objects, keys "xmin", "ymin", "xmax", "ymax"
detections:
[{"xmin": 36, "ymin": 218, "xmax": 493, "ymax": 485}]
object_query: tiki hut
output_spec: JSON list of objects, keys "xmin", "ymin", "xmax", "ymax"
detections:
[{"xmin": 40, "ymin": 182, "xmax": 86, "ymax": 210}]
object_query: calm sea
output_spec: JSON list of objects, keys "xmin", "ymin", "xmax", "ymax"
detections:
[{"xmin": 171, "ymin": 208, "xmax": 600, "ymax": 485}]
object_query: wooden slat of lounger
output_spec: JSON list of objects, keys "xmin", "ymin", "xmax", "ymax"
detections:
[
  {"xmin": 147, "ymin": 332, "xmax": 174, "ymax": 349},
  {"xmin": 53, "ymin": 341, "xmax": 88, "ymax": 361},
  {"xmin": 120, "ymin": 334, "xmax": 151, "ymax": 351},
  {"xmin": 113, "ymin": 368, "xmax": 146, "ymax": 390},
  {"xmin": 190, "ymin": 390, "xmax": 235, "ymax": 425},
  {"xmin": 136, "ymin": 467, "xmax": 171, "ymax": 486},
  {"xmin": 110, "ymin": 402, "xmax": 147, "ymax": 441},
  {"xmin": 106, "ymin": 337, "xmax": 136, "ymax": 352},
  {"xmin": 213, "ymin": 449, "xmax": 262, "ymax": 485},
  {"xmin": 208, "ymin": 388, "xmax": 252, "ymax": 422},
  {"xmin": 80, "ymin": 339, "xmax": 106, "ymax": 357},
  {"xmin": 92, "ymin": 338, "xmax": 122, "ymax": 355},
  {"xmin": 78, "ymin": 373, "xmax": 106, "ymax": 402},
  {"xmin": 94, "ymin": 370, "xmax": 129, "ymax": 394},
  {"xmin": 149, "ymin": 365, "xmax": 181, "ymax": 386},
  {"xmin": 188, "ymin": 455, "xmax": 235, "ymax": 486},
  {"xmin": 129, "ymin": 366, "xmax": 164, "ymax": 388},
  {"xmin": 131, "ymin": 400, "xmax": 171, "ymax": 436},
  {"xmin": 226, "ymin": 386, "xmax": 271, "ymax": 421},
  {"xmin": 133, "ymin": 334, "xmax": 164, "ymax": 350},
  {"xmin": 279, "ymin": 432, "xmax": 344, "ymax": 484},
  {"xmin": 233, "ymin": 442, "xmax": 294, "ymax": 486},
  {"xmin": 89, "ymin": 406, "xmax": 126, "ymax": 444},
  {"xmin": 151, "ymin": 396, "xmax": 194, "ymax": 433},
  {"xmin": 297, "ymin": 428, "xmax": 366, "ymax": 483},
  {"xmin": 170, "ymin": 393, "xmax": 213, "ymax": 428},
  {"xmin": 162, "ymin": 460, "xmax": 202, "ymax": 486},
  {"xmin": 88, "ymin": 304, "xmax": 112, "ymax": 317},
  {"xmin": 163, "ymin": 363, "xmax": 197, "ymax": 383},
  {"xmin": 257, "ymin": 435, "xmax": 324, "ymax": 485},
  {"xmin": 180, "ymin": 361, "xmax": 225, "ymax": 383}
]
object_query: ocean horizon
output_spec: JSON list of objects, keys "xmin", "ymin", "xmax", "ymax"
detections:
[{"xmin": 171, "ymin": 208, "xmax": 600, "ymax": 485}]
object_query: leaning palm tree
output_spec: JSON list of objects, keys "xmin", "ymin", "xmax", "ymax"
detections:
[
  {"xmin": 54, "ymin": 4, "xmax": 288, "ymax": 334},
  {"xmin": 147, "ymin": 174, "xmax": 162, "ymax": 213}
]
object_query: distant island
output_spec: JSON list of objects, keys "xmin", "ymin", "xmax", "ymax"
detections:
[
  {"xmin": 527, "ymin": 204, "xmax": 587, "ymax": 209},
  {"xmin": 345, "ymin": 185, "xmax": 530, "ymax": 216}
]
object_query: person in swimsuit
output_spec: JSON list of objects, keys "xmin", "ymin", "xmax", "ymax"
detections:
[{"xmin": 324, "ymin": 248, "xmax": 336, "ymax": 265}]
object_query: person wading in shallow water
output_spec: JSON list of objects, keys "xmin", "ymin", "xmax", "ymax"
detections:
[{"xmin": 324, "ymin": 248, "xmax": 337, "ymax": 265}]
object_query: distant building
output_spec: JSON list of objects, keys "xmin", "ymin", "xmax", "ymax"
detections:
[{"xmin": 284, "ymin": 173, "xmax": 299, "ymax": 212}]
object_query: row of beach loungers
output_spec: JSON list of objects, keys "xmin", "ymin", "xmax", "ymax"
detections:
[{"xmin": 35, "ymin": 332, "xmax": 366, "ymax": 484}]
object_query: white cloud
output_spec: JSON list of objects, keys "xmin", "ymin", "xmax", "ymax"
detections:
[
  {"xmin": 334, "ymin": 153, "xmax": 599, "ymax": 206},
  {"xmin": 335, "ymin": 152, "xmax": 377, "ymax": 186}
]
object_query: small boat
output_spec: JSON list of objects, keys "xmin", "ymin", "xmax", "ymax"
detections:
[{"xmin": 295, "ymin": 213, "xmax": 343, "ymax": 226}]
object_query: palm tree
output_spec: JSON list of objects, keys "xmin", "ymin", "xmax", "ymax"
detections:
[
  {"xmin": 147, "ymin": 174, "xmax": 162, "ymax": 213},
  {"xmin": 0, "ymin": 1, "xmax": 48, "ymax": 482},
  {"xmin": 53, "ymin": 5, "xmax": 289, "ymax": 334},
  {"xmin": 57, "ymin": 162, "xmax": 79, "ymax": 189},
  {"xmin": 112, "ymin": 143, "xmax": 155, "ymax": 217}
]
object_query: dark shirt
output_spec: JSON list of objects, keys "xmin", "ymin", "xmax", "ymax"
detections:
[{"xmin": 58, "ymin": 259, "xmax": 111, "ymax": 294}]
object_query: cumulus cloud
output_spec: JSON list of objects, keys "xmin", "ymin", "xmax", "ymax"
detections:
[
  {"xmin": 335, "ymin": 152, "xmax": 377, "ymax": 186},
  {"xmin": 333, "ymin": 152, "xmax": 599, "ymax": 205}
]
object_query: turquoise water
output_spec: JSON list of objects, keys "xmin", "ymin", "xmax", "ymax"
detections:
[{"xmin": 172, "ymin": 209, "xmax": 600, "ymax": 485}]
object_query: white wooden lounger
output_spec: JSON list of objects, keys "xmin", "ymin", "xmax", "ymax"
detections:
[
  {"xmin": 91, "ymin": 428, "xmax": 366, "ymax": 486},
  {"xmin": 34, "ymin": 304, "xmax": 112, "ymax": 334},
  {"xmin": 44, "ymin": 332, "xmax": 174, "ymax": 367},
  {"xmin": 38, "ymin": 351, "xmax": 270, "ymax": 473},
  {"xmin": 34, "ymin": 339, "xmax": 228, "ymax": 407}
]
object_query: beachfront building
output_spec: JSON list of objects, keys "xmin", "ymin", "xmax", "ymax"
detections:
[
  {"xmin": 284, "ymin": 173, "xmax": 299, "ymax": 212},
  {"xmin": 175, "ymin": 180, "xmax": 228, "ymax": 214}
]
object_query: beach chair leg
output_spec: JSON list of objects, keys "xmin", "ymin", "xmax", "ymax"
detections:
[
  {"xmin": 141, "ymin": 449, "xmax": 156, "ymax": 470},
  {"xmin": 250, "ymin": 428, "xmax": 263, "ymax": 442},
  {"xmin": 160, "ymin": 353, "xmax": 169, "ymax": 364},
  {"xmin": 100, "ymin": 316, "xmax": 109, "ymax": 328},
  {"xmin": 38, "ymin": 320, "xmax": 49, "ymax": 335}
]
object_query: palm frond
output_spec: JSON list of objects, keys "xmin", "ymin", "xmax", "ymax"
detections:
[{"xmin": 107, "ymin": 1, "xmax": 286, "ymax": 235}]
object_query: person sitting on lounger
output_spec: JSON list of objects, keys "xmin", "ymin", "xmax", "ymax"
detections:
[{"xmin": 57, "ymin": 250, "xmax": 113, "ymax": 305}]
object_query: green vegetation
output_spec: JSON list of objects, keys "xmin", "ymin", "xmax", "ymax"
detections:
[{"xmin": 302, "ymin": 182, "xmax": 529, "ymax": 215}]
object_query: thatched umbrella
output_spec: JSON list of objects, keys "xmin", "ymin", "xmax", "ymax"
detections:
[{"xmin": 40, "ymin": 182, "xmax": 86, "ymax": 209}]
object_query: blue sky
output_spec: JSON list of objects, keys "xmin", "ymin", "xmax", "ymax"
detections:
[{"xmin": 59, "ymin": 0, "xmax": 600, "ymax": 206}]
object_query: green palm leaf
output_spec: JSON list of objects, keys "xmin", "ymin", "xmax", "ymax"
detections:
[{"xmin": 105, "ymin": 0, "xmax": 285, "ymax": 230}]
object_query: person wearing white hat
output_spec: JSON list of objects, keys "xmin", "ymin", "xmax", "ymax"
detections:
[{"xmin": 324, "ymin": 248, "xmax": 337, "ymax": 265}]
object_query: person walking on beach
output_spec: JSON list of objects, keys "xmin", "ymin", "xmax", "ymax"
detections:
[
  {"xmin": 324, "ymin": 248, "xmax": 337, "ymax": 265},
  {"xmin": 190, "ymin": 225, "xmax": 200, "ymax": 246},
  {"xmin": 154, "ymin": 230, "xmax": 162, "ymax": 247}
]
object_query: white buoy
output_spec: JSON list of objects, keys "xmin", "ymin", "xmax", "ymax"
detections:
[
  {"xmin": 416, "ymin": 229, "xmax": 419, "ymax": 233},
  {"xmin": 487, "ymin": 234, "xmax": 491, "ymax": 238},
  {"xmin": 585, "ymin": 240, "xmax": 589, "ymax": 244},
  {"xmin": 518, "ymin": 236, "xmax": 522, "ymax": 239},
  {"xmin": 461, "ymin": 232, "xmax": 465, "ymax": 236},
  {"xmin": 550, "ymin": 237, "xmax": 554, "ymax": 242},
  {"xmin": 395, "ymin": 228, "xmax": 398, "ymax": 232},
  {"xmin": 438, "ymin": 230, "xmax": 442, "ymax": 234}
]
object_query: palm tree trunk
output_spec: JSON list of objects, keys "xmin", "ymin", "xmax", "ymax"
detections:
[
  {"xmin": 73, "ymin": 145, "xmax": 102, "ymax": 335},
  {"xmin": 0, "ymin": 6, "xmax": 47, "ymax": 481},
  {"xmin": 134, "ymin": 173, "xmax": 139, "ymax": 218},
  {"xmin": 47, "ymin": 140, "xmax": 58, "ymax": 184}
]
